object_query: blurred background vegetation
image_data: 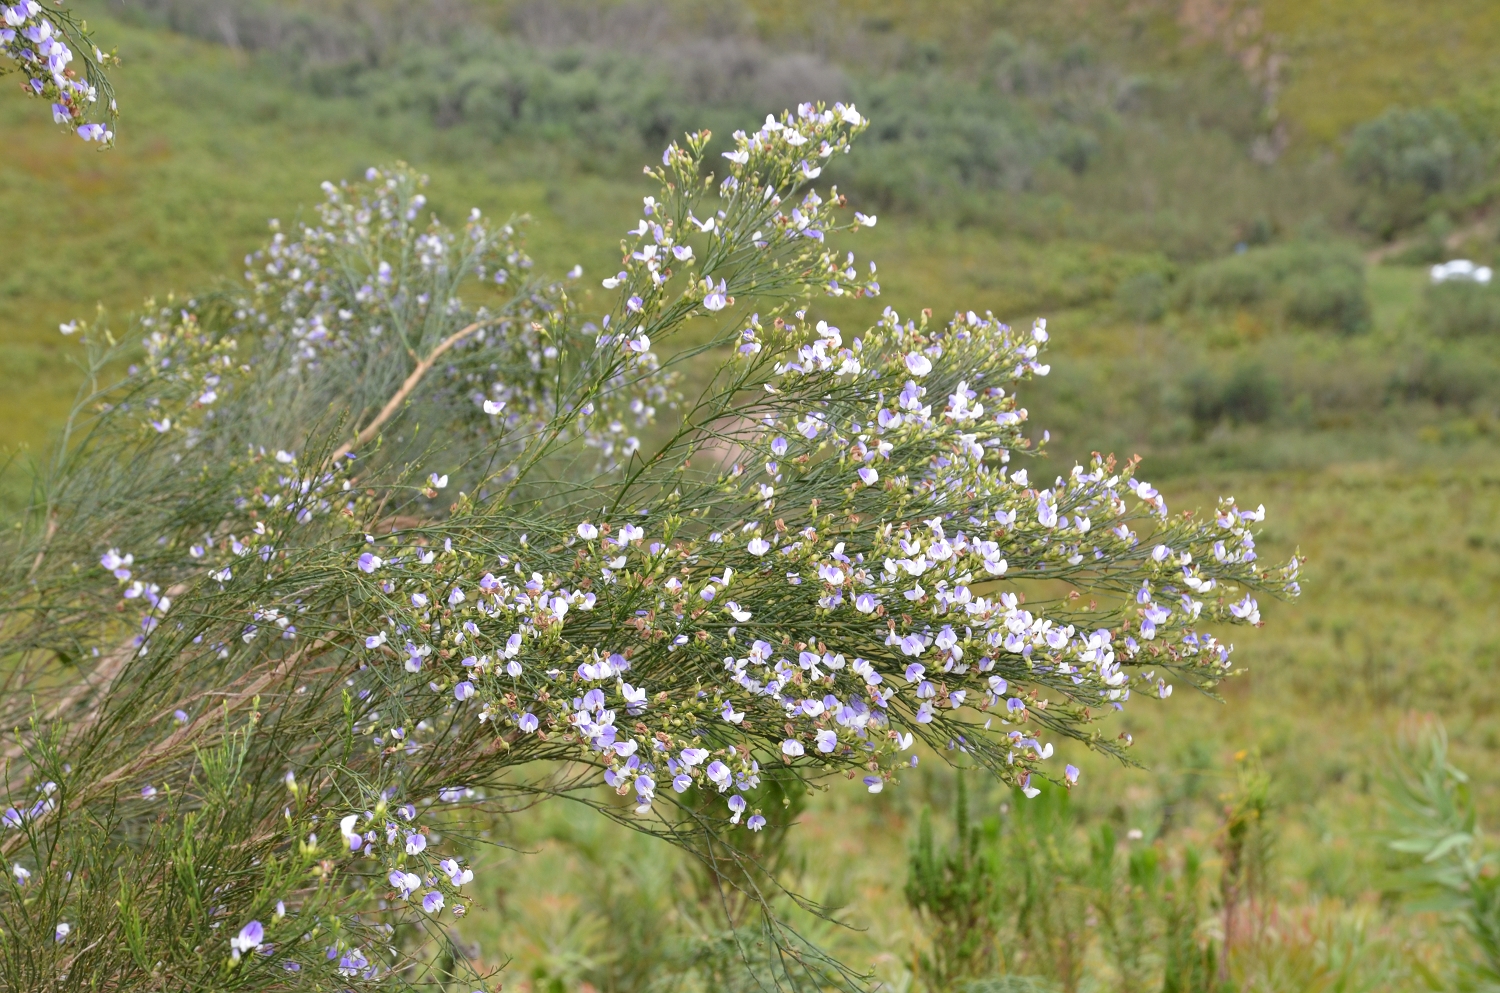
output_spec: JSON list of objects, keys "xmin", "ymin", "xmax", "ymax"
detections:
[{"xmin": 4, "ymin": 0, "xmax": 1500, "ymax": 989}]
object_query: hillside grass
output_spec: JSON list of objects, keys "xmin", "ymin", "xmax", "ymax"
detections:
[{"xmin": 5, "ymin": 3, "xmax": 1500, "ymax": 988}]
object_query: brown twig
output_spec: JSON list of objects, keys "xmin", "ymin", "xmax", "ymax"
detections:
[{"xmin": 328, "ymin": 320, "xmax": 490, "ymax": 465}]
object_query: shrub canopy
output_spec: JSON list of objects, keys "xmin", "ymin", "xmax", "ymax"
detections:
[{"xmin": 0, "ymin": 106, "xmax": 1297, "ymax": 990}]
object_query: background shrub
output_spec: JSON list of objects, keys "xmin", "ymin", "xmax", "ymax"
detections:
[
  {"xmin": 1344, "ymin": 106, "xmax": 1487, "ymax": 236},
  {"xmin": 1178, "ymin": 241, "xmax": 1371, "ymax": 334},
  {"xmin": 1424, "ymin": 280, "xmax": 1500, "ymax": 338}
]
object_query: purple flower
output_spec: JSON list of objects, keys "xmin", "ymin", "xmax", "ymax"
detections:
[
  {"xmin": 904, "ymin": 352, "xmax": 932, "ymax": 377},
  {"xmin": 855, "ymin": 593, "xmax": 878, "ymax": 613},
  {"xmin": 857, "ymin": 466, "xmax": 879, "ymax": 486},
  {"xmin": 672, "ymin": 774, "xmax": 692, "ymax": 793},
  {"xmin": 863, "ymin": 776, "xmax": 884, "ymax": 793},
  {"xmin": 440, "ymin": 858, "xmax": 474, "ymax": 886},
  {"xmin": 422, "ymin": 891, "xmax": 445, "ymax": 914},
  {"xmin": 1037, "ymin": 491, "xmax": 1058, "ymax": 528},
  {"xmin": 517, "ymin": 713, "xmax": 539, "ymax": 733},
  {"xmin": 1064, "ymin": 764, "xmax": 1080, "ymax": 785},
  {"xmin": 390, "ymin": 869, "xmax": 421, "ymax": 898},
  {"xmin": 747, "ymin": 537, "xmax": 770, "ymax": 556},
  {"xmin": 230, "ymin": 920, "xmax": 264, "ymax": 957},
  {"xmin": 748, "ymin": 813, "xmax": 767, "ymax": 831},
  {"xmin": 781, "ymin": 739, "xmax": 804, "ymax": 757},
  {"xmin": 454, "ymin": 681, "xmax": 474, "ymax": 701},
  {"xmin": 704, "ymin": 279, "xmax": 728, "ymax": 312},
  {"xmin": 357, "ymin": 552, "xmax": 382, "ymax": 573},
  {"xmin": 405, "ymin": 832, "xmax": 426, "ymax": 855}
]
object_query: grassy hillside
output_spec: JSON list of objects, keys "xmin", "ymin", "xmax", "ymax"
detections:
[{"xmin": 5, "ymin": 1, "xmax": 1500, "ymax": 988}]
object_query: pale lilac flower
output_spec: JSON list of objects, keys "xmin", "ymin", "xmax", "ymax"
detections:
[
  {"xmin": 781, "ymin": 739, "xmax": 805, "ymax": 757},
  {"xmin": 405, "ymin": 832, "xmax": 426, "ymax": 855},
  {"xmin": 230, "ymin": 920, "xmax": 263, "ymax": 958},
  {"xmin": 704, "ymin": 279, "xmax": 728, "ymax": 311},
  {"xmin": 577, "ymin": 522, "xmax": 598, "ymax": 539},
  {"xmin": 357, "ymin": 552, "xmax": 382, "ymax": 573},
  {"xmin": 389, "ymin": 869, "xmax": 420, "ymax": 898},
  {"xmin": 454, "ymin": 681, "xmax": 474, "ymax": 701},
  {"xmin": 422, "ymin": 891, "xmax": 444, "ymax": 914},
  {"xmin": 858, "ymin": 466, "xmax": 879, "ymax": 486},
  {"xmin": 1037, "ymin": 491, "xmax": 1058, "ymax": 528},
  {"xmin": 440, "ymin": 858, "xmax": 474, "ymax": 886},
  {"xmin": 747, "ymin": 537, "xmax": 770, "ymax": 556},
  {"xmin": 518, "ymin": 713, "xmax": 539, "ymax": 733},
  {"xmin": 905, "ymin": 352, "xmax": 932, "ymax": 377},
  {"xmin": 483, "ymin": 399, "xmax": 505, "ymax": 415}
]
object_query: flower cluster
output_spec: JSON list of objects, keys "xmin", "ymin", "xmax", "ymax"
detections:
[
  {"xmin": 1, "ymin": 2, "xmax": 117, "ymax": 143},
  {"xmin": 3, "ymin": 103, "xmax": 1299, "ymax": 987}
]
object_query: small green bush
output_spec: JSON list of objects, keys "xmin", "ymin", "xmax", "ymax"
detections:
[
  {"xmin": 1424, "ymin": 280, "xmax": 1500, "ymax": 338},
  {"xmin": 1390, "ymin": 348, "xmax": 1493, "ymax": 407},
  {"xmin": 1186, "ymin": 364, "xmax": 1279, "ymax": 431},
  {"xmin": 1345, "ymin": 106, "xmax": 1481, "ymax": 198},
  {"xmin": 1344, "ymin": 106, "xmax": 1485, "ymax": 236},
  {"xmin": 1115, "ymin": 271, "xmax": 1169, "ymax": 322},
  {"xmin": 1179, "ymin": 241, "xmax": 1371, "ymax": 334}
]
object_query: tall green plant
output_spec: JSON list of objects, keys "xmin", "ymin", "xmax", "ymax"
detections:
[
  {"xmin": 906, "ymin": 772, "xmax": 1003, "ymax": 989},
  {"xmin": 1385, "ymin": 717, "xmax": 1500, "ymax": 989}
]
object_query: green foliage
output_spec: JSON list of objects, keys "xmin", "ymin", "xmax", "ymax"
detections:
[
  {"xmin": 1424, "ymin": 280, "xmax": 1500, "ymax": 338},
  {"xmin": 906, "ymin": 773, "xmax": 1003, "ymax": 990},
  {"xmin": 1385, "ymin": 718, "xmax": 1500, "ymax": 989},
  {"xmin": 1185, "ymin": 364, "xmax": 1279, "ymax": 433},
  {"xmin": 1345, "ymin": 106, "xmax": 1486, "ymax": 236},
  {"xmin": 1178, "ymin": 241, "xmax": 1372, "ymax": 335}
]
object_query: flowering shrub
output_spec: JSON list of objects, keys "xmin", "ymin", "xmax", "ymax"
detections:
[
  {"xmin": 1, "ymin": 1, "xmax": 118, "ymax": 143},
  {"xmin": 0, "ymin": 104, "xmax": 1298, "ymax": 989}
]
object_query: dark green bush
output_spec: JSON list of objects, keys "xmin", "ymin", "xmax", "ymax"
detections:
[
  {"xmin": 1424, "ymin": 281, "xmax": 1500, "ymax": 338},
  {"xmin": 1390, "ymin": 348, "xmax": 1492, "ymax": 407},
  {"xmin": 1115, "ymin": 271, "xmax": 1169, "ymax": 322},
  {"xmin": 1344, "ymin": 106, "xmax": 1485, "ymax": 236},
  {"xmin": 1345, "ymin": 106, "xmax": 1481, "ymax": 198},
  {"xmin": 1179, "ymin": 241, "xmax": 1371, "ymax": 334},
  {"xmin": 1186, "ymin": 364, "xmax": 1279, "ymax": 431}
]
